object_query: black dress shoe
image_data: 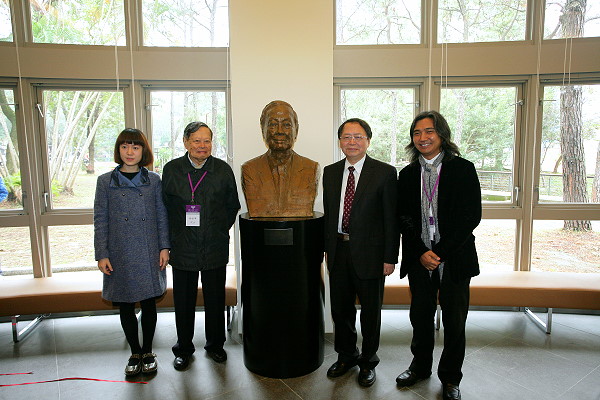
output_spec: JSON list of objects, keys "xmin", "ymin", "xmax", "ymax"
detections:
[
  {"xmin": 357, "ymin": 368, "xmax": 376, "ymax": 387},
  {"xmin": 207, "ymin": 348, "xmax": 227, "ymax": 363},
  {"xmin": 326, "ymin": 361, "xmax": 357, "ymax": 378},
  {"xmin": 396, "ymin": 369, "xmax": 430, "ymax": 387},
  {"xmin": 173, "ymin": 356, "xmax": 190, "ymax": 371},
  {"xmin": 442, "ymin": 383, "xmax": 461, "ymax": 400}
]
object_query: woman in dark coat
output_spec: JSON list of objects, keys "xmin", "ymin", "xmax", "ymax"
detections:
[{"xmin": 94, "ymin": 128, "xmax": 170, "ymax": 376}]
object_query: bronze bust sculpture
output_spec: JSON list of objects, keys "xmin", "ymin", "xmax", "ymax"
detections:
[{"xmin": 242, "ymin": 100, "xmax": 319, "ymax": 218}]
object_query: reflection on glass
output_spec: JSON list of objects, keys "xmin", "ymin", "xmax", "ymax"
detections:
[
  {"xmin": 0, "ymin": 89, "xmax": 23, "ymax": 211},
  {"xmin": 540, "ymin": 84, "xmax": 600, "ymax": 207},
  {"xmin": 440, "ymin": 86, "xmax": 517, "ymax": 203},
  {"xmin": 336, "ymin": 0, "xmax": 421, "ymax": 45},
  {"xmin": 42, "ymin": 89, "xmax": 125, "ymax": 209},
  {"xmin": 531, "ymin": 220, "xmax": 600, "ymax": 273},
  {"xmin": 0, "ymin": 1, "xmax": 12, "ymax": 42},
  {"xmin": 340, "ymin": 88, "xmax": 415, "ymax": 167},
  {"xmin": 142, "ymin": 0, "xmax": 229, "ymax": 47},
  {"xmin": 438, "ymin": 0, "xmax": 527, "ymax": 43},
  {"xmin": 48, "ymin": 225, "xmax": 95, "ymax": 273},
  {"xmin": 544, "ymin": 1, "xmax": 600, "ymax": 39},
  {"xmin": 150, "ymin": 91, "xmax": 227, "ymax": 173},
  {"xmin": 30, "ymin": 0, "xmax": 125, "ymax": 45},
  {"xmin": 473, "ymin": 219, "xmax": 515, "ymax": 272},
  {"xmin": 0, "ymin": 227, "xmax": 33, "ymax": 277}
]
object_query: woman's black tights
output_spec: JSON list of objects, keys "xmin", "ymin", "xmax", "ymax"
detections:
[{"xmin": 119, "ymin": 298, "xmax": 157, "ymax": 355}]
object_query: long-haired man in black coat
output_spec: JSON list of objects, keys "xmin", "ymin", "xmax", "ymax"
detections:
[{"xmin": 395, "ymin": 111, "xmax": 481, "ymax": 400}]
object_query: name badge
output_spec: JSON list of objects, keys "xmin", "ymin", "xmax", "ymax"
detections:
[{"xmin": 186, "ymin": 204, "xmax": 200, "ymax": 226}]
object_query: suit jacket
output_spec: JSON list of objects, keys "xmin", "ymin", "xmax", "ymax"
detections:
[
  {"xmin": 398, "ymin": 155, "xmax": 481, "ymax": 281},
  {"xmin": 323, "ymin": 155, "xmax": 399, "ymax": 279},
  {"xmin": 242, "ymin": 151, "xmax": 319, "ymax": 217}
]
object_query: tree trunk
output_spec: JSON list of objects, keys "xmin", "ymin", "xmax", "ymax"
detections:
[
  {"xmin": 593, "ymin": 141, "xmax": 600, "ymax": 203},
  {"xmin": 0, "ymin": 90, "xmax": 19, "ymax": 175},
  {"xmin": 560, "ymin": 0, "xmax": 590, "ymax": 231}
]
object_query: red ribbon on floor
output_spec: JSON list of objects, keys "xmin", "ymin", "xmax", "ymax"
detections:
[{"xmin": 0, "ymin": 376, "xmax": 148, "ymax": 386}]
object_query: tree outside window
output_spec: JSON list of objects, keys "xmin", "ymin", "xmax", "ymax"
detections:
[
  {"xmin": 336, "ymin": 0, "xmax": 421, "ymax": 45},
  {"xmin": 30, "ymin": 0, "xmax": 126, "ymax": 45},
  {"xmin": 544, "ymin": 0, "xmax": 600, "ymax": 39},
  {"xmin": 149, "ymin": 90, "xmax": 227, "ymax": 173},
  {"xmin": 339, "ymin": 88, "xmax": 415, "ymax": 167},
  {"xmin": 438, "ymin": 0, "xmax": 527, "ymax": 43},
  {"xmin": 0, "ymin": 1, "xmax": 12, "ymax": 42},
  {"xmin": 42, "ymin": 89, "xmax": 125, "ymax": 209},
  {"xmin": 142, "ymin": 0, "xmax": 229, "ymax": 47},
  {"xmin": 440, "ymin": 86, "xmax": 518, "ymax": 203}
]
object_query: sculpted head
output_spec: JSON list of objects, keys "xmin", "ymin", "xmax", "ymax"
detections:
[{"xmin": 260, "ymin": 101, "xmax": 298, "ymax": 153}]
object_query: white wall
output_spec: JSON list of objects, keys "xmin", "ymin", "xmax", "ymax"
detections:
[{"xmin": 229, "ymin": 0, "xmax": 334, "ymax": 214}]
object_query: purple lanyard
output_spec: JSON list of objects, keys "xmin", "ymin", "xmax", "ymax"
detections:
[
  {"xmin": 422, "ymin": 165, "xmax": 441, "ymax": 206},
  {"xmin": 188, "ymin": 171, "xmax": 207, "ymax": 203}
]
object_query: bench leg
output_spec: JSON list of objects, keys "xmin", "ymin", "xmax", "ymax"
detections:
[
  {"xmin": 12, "ymin": 314, "xmax": 48, "ymax": 343},
  {"xmin": 524, "ymin": 307, "xmax": 552, "ymax": 334},
  {"xmin": 435, "ymin": 305, "xmax": 441, "ymax": 330},
  {"xmin": 226, "ymin": 306, "xmax": 233, "ymax": 332}
]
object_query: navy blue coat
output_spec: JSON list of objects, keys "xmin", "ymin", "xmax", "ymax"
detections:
[{"xmin": 94, "ymin": 166, "xmax": 170, "ymax": 302}]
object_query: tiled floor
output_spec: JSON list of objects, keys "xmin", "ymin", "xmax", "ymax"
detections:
[{"xmin": 1, "ymin": 309, "xmax": 599, "ymax": 400}]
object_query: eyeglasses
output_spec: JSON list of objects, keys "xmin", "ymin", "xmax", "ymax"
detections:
[{"xmin": 340, "ymin": 135, "xmax": 368, "ymax": 142}]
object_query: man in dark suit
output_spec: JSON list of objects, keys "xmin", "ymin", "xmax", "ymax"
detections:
[
  {"xmin": 395, "ymin": 111, "xmax": 481, "ymax": 400},
  {"xmin": 323, "ymin": 118, "xmax": 399, "ymax": 387}
]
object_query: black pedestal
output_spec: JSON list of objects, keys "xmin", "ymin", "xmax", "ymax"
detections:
[{"xmin": 239, "ymin": 212, "xmax": 324, "ymax": 378}]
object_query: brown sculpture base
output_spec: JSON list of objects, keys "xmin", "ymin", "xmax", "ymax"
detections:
[{"xmin": 239, "ymin": 212, "xmax": 324, "ymax": 378}]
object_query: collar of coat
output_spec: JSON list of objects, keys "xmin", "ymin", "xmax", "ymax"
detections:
[{"xmin": 110, "ymin": 165, "xmax": 151, "ymax": 188}]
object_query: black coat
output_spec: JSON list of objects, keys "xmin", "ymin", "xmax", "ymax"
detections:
[
  {"xmin": 323, "ymin": 155, "xmax": 399, "ymax": 279},
  {"xmin": 397, "ymin": 155, "xmax": 481, "ymax": 281},
  {"xmin": 162, "ymin": 154, "xmax": 240, "ymax": 271}
]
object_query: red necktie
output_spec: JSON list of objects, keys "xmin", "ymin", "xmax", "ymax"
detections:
[{"xmin": 342, "ymin": 166, "xmax": 355, "ymax": 233}]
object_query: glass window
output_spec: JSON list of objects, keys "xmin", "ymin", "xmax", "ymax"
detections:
[
  {"xmin": 48, "ymin": 225, "xmax": 95, "ymax": 273},
  {"xmin": 531, "ymin": 220, "xmax": 600, "ymax": 272},
  {"xmin": 142, "ymin": 0, "xmax": 229, "ymax": 47},
  {"xmin": 440, "ymin": 86, "xmax": 519, "ymax": 203},
  {"xmin": 539, "ymin": 84, "xmax": 600, "ymax": 205},
  {"xmin": 30, "ymin": 0, "xmax": 126, "ymax": 45},
  {"xmin": 336, "ymin": 0, "xmax": 421, "ymax": 45},
  {"xmin": 148, "ymin": 90, "xmax": 227, "ymax": 173},
  {"xmin": 0, "ymin": 227, "xmax": 33, "ymax": 278},
  {"xmin": 40, "ymin": 89, "xmax": 125, "ymax": 209},
  {"xmin": 0, "ymin": 1, "xmax": 12, "ymax": 42},
  {"xmin": 544, "ymin": 0, "xmax": 600, "ymax": 39},
  {"xmin": 0, "ymin": 88, "xmax": 23, "ymax": 211},
  {"xmin": 474, "ymin": 219, "xmax": 516, "ymax": 272},
  {"xmin": 340, "ymin": 88, "xmax": 416, "ymax": 167},
  {"xmin": 438, "ymin": 0, "xmax": 527, "ymax": 43}
]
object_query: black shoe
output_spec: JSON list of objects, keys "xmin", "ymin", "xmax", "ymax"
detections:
[
  {"xmin": 326, "ymin": 361, "xmax": 357, "ymax": 378},
  {"xmin": 357, "ymin": 368, "xmax": 376, "ymax": 387},
  {"xmin": 442, "ymin": 383, "xmax": 461, "ymax": 400},
  {"xmin": 395, "ymin": 369, "xmax": 430, "ymax": 387},
  {"xmin": 207, "ymin": 348, "xmax": 227, "ymax": 363},
  {"xmin": 124, "ymin": 354, "xmax": 142, "ymax": 376},
  {"xmin": 173, "ymin": 356, "xmax": 190, "ymax": 371}
]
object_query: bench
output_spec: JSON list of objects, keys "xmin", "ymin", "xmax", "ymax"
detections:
[
  {"xmin": 383, "ymin": 271, "xmax": 600, "ymax": 334},
  {"xmin": 0, "ymin": 267, "xmax": 238, "ymax": 342}
]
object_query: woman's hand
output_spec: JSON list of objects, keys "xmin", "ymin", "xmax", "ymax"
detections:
[
  {"xmin": 159, "ymin": 249, "xmax": 170, "ymax": 270},
  {"xmin": 98, "ymin": 258, "xmax": 113, "ymax": 275}
]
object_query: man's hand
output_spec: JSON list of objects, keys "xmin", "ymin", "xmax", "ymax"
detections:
[{"xmin": 419, "ymin": 250, "xmax": 441, "ymax": 271}]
